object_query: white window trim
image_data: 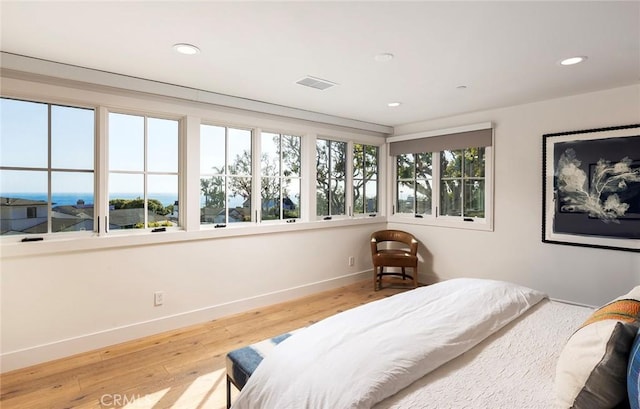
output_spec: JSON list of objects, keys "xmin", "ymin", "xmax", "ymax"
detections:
[
  {"xmin": 258, "ymin": 129, "xmax": 304, "ymax": 223},
  {"xmin": 0, "ymin": 97, "xmax": 98, "ymax": 239},
  {"xmin": 351, "ymin": 142, "xmax": 381, "ymax": 218},
  {"xmin": 388, "ymin": 123, "xmax": 494, "ymax": 232},
  {"xmin": 198, "ymin": 122, "xmax": 255, "ymax": 228},
  {"xmin": 315, "ymin": 136, "xmax": 349, "ymax": 221},
  {"xmin": 104, "ymin": 109, "xmax": 183, "ymax": 234},
  {"xmin": 1, "ymin": 214, "xmax": 387, "ymax": 258},
  {"xmin": 1, "ymin": 76, "xmax": 388, "ymax": 252}
]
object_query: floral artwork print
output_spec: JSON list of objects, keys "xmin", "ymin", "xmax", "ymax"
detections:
[
  {"xmin": 543, "ymin": 126, "xmax": 639, "ymax": 251},
  {"xmin": 556, "ymin": 148, "xmax": 640, "ymax": 223}
]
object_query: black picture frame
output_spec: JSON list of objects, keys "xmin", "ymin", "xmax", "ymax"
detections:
[{"xmin": 542, "ymin": 124, "xmax": 640, "ymax": 252}]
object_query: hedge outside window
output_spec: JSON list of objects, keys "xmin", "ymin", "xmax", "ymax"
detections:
[
  {"xmin": 261, "ymin": 132, "xmax": 301, "ymax": 221},
  {"xmin": 316, "ymin": 138, "xmax": 347, "ymax": 217},
  {"xmin": 353, "ymin": 144, "xmax": 378, "ymax": 215},
  {"xmin": 440, "ymin": 148, "xmax": 485, "ymax": 218},
  {"xmin": 396, "ymin": 153, "xmax": 433, "ymax": 215},
  {"xmin": 200, "ymin": 124, "xmax": 252, "ymax": 225}
]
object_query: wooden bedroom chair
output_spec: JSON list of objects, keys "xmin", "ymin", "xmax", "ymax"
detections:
[{"xmin": 370, "ymin": 229, "xmax": 419, "ymax": 291}]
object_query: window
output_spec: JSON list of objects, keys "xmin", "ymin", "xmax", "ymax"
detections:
[
  {"xmin": 353, "ymin": 144, "xmax": 379, "ymax": 215},
  {"xmin": 26, "ymin": 207, "xmax": 37, "ymax": 219},
  {"xmin": 396, "ymin": 153, "xmax": 432, "ymax": 215},
  {"xmin": 108, "ymin": 113, "xmax": 179, "ymax": 230},
  {"xmin": 261, "ymin": 132, "xmax": 301, "ymax": 221},
  {"xmin": 200, "ymin": 124, "xmax": 252, "ymax": 225},
  {"xmin": 0, "ymin": 98, "xmax": 95, "ymax": 235},
  {"xmin": 316, "ymin": 138, "xmax": 346, "ymax": 217},
  {"xmin": 1, "ymin": 95, "xmax": 385, "ymax": 246},
  {"xmin": 390, "ymin": 124, "xmax": 493, "ymax": 228},
  {"xmin": 440, "ymin": 148, "xmax": 485, "ymax": 218}
]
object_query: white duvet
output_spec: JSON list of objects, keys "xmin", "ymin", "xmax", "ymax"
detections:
[{"xmin": 231, "ymin": 278, "xmax": 546, "ymax": 409}]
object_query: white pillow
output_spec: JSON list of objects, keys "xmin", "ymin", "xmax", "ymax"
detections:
[{"xmin": 554, "ymin": 287, "xmax": 640, "ymax": 409}]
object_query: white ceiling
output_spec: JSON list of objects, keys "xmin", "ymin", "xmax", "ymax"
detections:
[{"xmin": 1, "ymin": 1, "xmax": 639, "ymax": 128}]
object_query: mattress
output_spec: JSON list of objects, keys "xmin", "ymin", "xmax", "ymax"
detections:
[
  {"xmin": 374, "ymin": 299, "xmax": 593, "ymax": 409},
  {"xmin": 231, "ymin": 278, "xmax": 547, "ymax": 409}
]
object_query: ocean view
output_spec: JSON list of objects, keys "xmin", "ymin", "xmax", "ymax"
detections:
[{"xmin": 3, "ymin": 193, "xmax": 178, "ymax": 207}]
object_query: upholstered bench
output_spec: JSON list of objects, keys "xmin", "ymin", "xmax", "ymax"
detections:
[{"xmin": 225, "ymin": 331, "xmax": 297, "ymax": 408}]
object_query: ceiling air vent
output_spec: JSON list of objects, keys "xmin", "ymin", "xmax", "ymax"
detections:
[{"xmin": 296, "ymin": 76, "xmax": 338, "ymax": 91}]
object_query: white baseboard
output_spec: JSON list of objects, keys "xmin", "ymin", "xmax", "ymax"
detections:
[{"xmin": 0, "ymin": 270, "xmax": 370, "ymax": 373}]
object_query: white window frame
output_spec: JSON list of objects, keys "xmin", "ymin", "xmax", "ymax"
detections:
[
  {"xmin": 199, "ymin": 122, "xmax": 254, "ymax": 228},
  {"xmin": 0, "ymin": 77, "xmax": 387, "ymax": 256},
  {"xmin": 388, "ymin": 123, "xmax": 494, "ymax": 232},
  {"xmin": 315, "ymin": 137, "xmax": 350, "ymax": 220},
  {"xmin": 104, "ymin": 109, "xmax": 182, "ymax": 234},
  {"xmin": 352, "ymin": 142, "xmax": 379, "ymax": 218},
  {"xmin": 256, "ymin": 129, "xmax": 303, "ymax": 224},
  {"xmin": 0, "ymin": 97, "xmax": 97, "ymax": 239}
]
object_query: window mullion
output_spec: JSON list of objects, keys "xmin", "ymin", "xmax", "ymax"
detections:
[
  {"xmin": 253, "ymin": 128, "xmax": 262, "ymax": 223},
  {"xmin": 346, "ymin": 141, "xmax": 354, "ymax": 217},
  {"xmin": 433, "ymin": 151, "xmax": 440, "ymax": 217},
  {"xmin": 460, "ymin": 149, "xmax": 465, "ymax": 218},
  {"xmin": 224, "ymin": 127, "xmax": 229, "ymax": 224},
  {"xmin": 97, "ymin": 107, "xmax": 108, "ymax": 234},
  {"xmin": 47, "ymin": 104, "xmax": 53, "ymax": 234},
  {"xmin": 180, "ymin": 116, "xmax": 198, "ymax": 232},
  {"xmin": 278, "ymin": 134, "xmax": 284, "ymax": 220},
  {"xmin": 143, "ymin": 117, "xmax": 149, "ymax": 228},
  {"xmin": 327, "ymin": 141, "xmax": 332, "ymax": 215},
  {"xmin": 301, "ymin": 133, "xmax": 315, "ymax": 222},
  {"xmin": 390, "ymin": 152, "xmax": 396, "ymax": 215}
]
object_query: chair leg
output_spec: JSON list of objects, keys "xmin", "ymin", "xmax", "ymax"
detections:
[
  {"xmin": 412, "ymin": 266, "xmax": 418, "ymax": 288},
  {"xmin": 373, "ymin": 265, "xmax": 378, "ymax": 291},
  {"xmin": 377, "ymin": 266, "xmax": 384, "ymax": 290},
  {"xmin": 226, "ymin": 375, "xmax": 232, "ymax": 409},
  {"xmin": 401, "ymin": 267, "xmax": 406, "ymax": 280}
]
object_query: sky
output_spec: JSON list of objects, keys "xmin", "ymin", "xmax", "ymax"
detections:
[{"xmin": 0, "ymin": 98, "xmax": 178, "ymax": 196}]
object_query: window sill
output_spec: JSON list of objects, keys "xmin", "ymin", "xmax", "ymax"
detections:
[
  {"xmin": 388, "ymin": 214, "xmax": 494, "ymax": 232},
  {"xmin": 0, "ymin": 216, "xmax": 387, "ymax": 258}
]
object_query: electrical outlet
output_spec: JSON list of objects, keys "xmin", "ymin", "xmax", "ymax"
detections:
[
  {"xmin": 154, "ymin": 291, "xmax": 164, "ymax": 306},
  {"xmin": 348, "ymin": 256, "xmax": 355, "ymax": 266}
]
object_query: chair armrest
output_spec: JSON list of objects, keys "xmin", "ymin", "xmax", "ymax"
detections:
[
  {"xmin": 410, "ymin": 239, "xmax": 418, "ymax": 256},
  {"xmin": 370, "ymin": 237, "xmax": 379, "ymax": 255}
]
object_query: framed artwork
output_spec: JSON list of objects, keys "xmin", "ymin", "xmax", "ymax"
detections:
[{"xmin": 542, "ymin": 124, "xmax": 640, "ymax": 252}]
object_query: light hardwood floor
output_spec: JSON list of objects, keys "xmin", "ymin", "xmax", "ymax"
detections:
[{"xmin": 0, "ymin": 279, "xmax": 409, "ymax": 409}]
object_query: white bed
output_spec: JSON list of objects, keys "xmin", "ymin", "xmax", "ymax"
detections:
[
  {"xmin": 374, "ymin": 298, "xmax": 592, "ymax": 409},
  {"xmin": 229, "ymin": 279, "xmax": 605, "ymax": 409}
]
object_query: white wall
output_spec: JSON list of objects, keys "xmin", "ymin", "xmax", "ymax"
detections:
[
  {"xmin": 392, "ymin": 84, "xmax": 640, "ymax": 307},
  {"xmin": 1, "ymin": 73, "xmax": 639, "ymax": 373},
  {"xmin": 0, "ymin": 223, "xmax": 383, "ymax": 371},
  {"xmin": 0, "ymin": 73, "xmax": 388, "ymax": 372}
]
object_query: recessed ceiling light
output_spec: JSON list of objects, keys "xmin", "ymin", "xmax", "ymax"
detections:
[
  {"xmin": 456, "ymin": 85, "xmax": 468, "ymax": 89},
  {"xmin": 173, "ymin": 43, "xmax": 200, "ymax": 55},
  {"xmin": 387, "ymin": 102, "xmax": 401, "ymax": 107},
  {"xmin": 374, "ymin": 53, "xmax": 394, "ymax": 62},
  {"xmin": 559, "ymin": 56, "xmax": 587, "ymax": 66}
]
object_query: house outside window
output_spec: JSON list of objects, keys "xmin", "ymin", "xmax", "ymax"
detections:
[
  {"xmin": 261, "ymin": 132, "xmax": 301, "ymax": 221},
  {"xmin": 353, "ymin": 144, "xmax": 379, "ymax": 215},
  {"xmin": 0, "ymin": 97, "xmax": 95, "ymax": 235},
  {"xmin": 200, "ymin": 124, "xmax": 252, "ymax": 225},
  {"xmin": 108, "ymin": 112, "xmax": 179, "ymax": 230},
  {"xmin": 316, "ymin": 138, "xmax": 346, "ymax": 217}
]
